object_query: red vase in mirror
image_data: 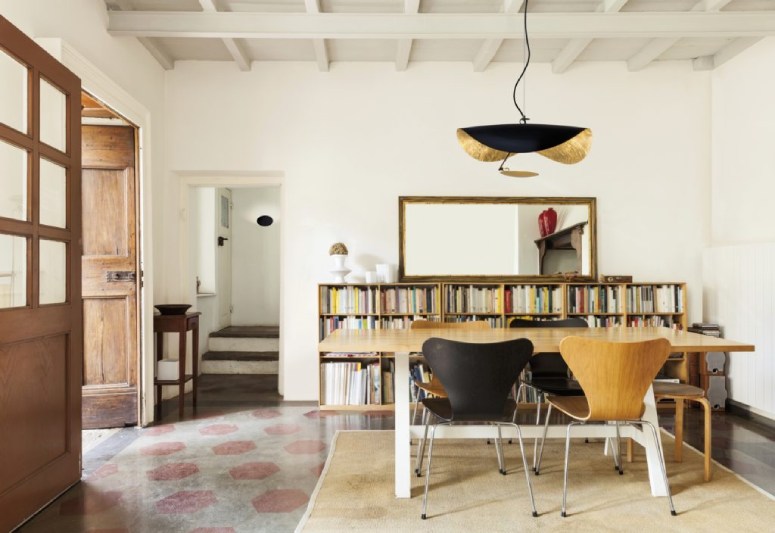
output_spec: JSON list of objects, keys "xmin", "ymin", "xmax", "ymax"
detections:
[{"xmin": 543, "ymin": 207, "xmax": 557, "ymax": 235}]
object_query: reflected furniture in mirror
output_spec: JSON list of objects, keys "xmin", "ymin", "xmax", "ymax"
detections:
[{"xmin": 399, "ymin": 196, "xmax": 597, "ymax": 282}]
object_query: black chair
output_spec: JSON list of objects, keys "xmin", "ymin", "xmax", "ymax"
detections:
[
  {"xmin": 509, "ymin": 317, "xmax": 589, "ymax": 474},
  {"xmin": 418, "ymin": 337, "xmax": 538, "ymax": 520}
]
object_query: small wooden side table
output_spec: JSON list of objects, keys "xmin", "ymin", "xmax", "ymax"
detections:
[{"xmin": 154, "ymin": 312, "xmax": 201, "ymax": 419}]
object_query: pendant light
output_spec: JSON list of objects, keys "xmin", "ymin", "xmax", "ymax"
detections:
[{"xmin": 456, "ymin": 0, "xmax": 592, "ymax": 177}]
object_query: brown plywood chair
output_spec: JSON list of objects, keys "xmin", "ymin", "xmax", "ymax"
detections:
[{"xmin": 546, "ymin": 336, "xmax": 677, "ymax": 517}]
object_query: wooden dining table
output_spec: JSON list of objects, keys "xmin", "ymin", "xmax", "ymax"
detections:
[{"xmin": 318, "ymin": 326, "xmax": 755, "ymax": 499}]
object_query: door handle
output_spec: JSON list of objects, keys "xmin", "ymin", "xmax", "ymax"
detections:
[{"xmin": 106, "ymin": 271, "xmax": 136, "ymax": 282}]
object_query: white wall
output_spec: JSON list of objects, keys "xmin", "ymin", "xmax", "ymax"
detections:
[
  {"xmin": 231, "ymin": 187, "xmax": 281, "ymax": 325},
  {"xmin": 706, "ymin": 38, "xmax": 775, "ymax": 419},
  {"xmin": 166, "ymin": 60, "xmax": 711, "ymax": 401}
]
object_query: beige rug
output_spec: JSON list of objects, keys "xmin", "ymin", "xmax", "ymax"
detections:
[{"xmin": 297, "ymin": 430, "xmax": 774, "ymax": 532}]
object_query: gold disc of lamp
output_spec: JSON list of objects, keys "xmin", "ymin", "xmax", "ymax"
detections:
[{"xmin": 457, "ymin": 0, "xmax": 592, "ymax": 177}]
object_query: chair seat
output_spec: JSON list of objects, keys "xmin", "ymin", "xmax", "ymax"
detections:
[
  {"xmin": 422, "ymin": 397, "xmax": 517, "ymax": 422},
  {"xmin": 525, "ymin": 377, "xmax": 583, "ymax": 396},
  {"xmin": 545, "ymin": 395, "xmax": 590, "ymax": 420},
  {"xmin": 415, "ymin": 377, "xmax": 446, "ymax": 398},
  {"xmin": 652, "ymin": 381, "xmax": 705, "ymax": 399}
]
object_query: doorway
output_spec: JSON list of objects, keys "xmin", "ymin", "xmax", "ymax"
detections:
[{"xmin": 180, "ymin": 176, "xmax": 284, "ymax": 400}]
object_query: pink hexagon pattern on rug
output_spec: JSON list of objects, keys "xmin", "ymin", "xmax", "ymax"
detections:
[
  {"xmin": 156, "ymin": 490, "xmax": 217, "ymax": 514},
  {"xmin": 144, "ymin": 424, "xmax": 175, "ymax": 436},
  {"xmin": 199, "ymin": 423, "xmax": 238, "ymax": 436},
  {"xmin": 251, "ymin": 408, "xmax": 281, "ymax": 419},
  {"xmin": 284, "ymin": 439, "xmax": 325, "ymax": 454},
  {"xmin": 59, "ymin": 490, "xmax": 123, "ymax": 515},
  {"xmin": 189, "ymin": 528, "xmax": 236, "ymax": 533},
  {"xmin": 303, "ymin": 410, "xmax": 340, "ymax": 418},
  {"xmin": 88, "ymin": 463, "xmax": 118, "ymax": 481},
  {"xmin": 310, "ymin": 463, "xmax": 325, "ymax": 477},
  {"xmin": 212, "ymin": 440, "xmax": 256, "ymax": 455},
  {"xmin": 140, "ymin": 441, "xmax": 186, "ymax": 456},
  {"xmin": 264, "ymin": 423, "xmax": 300, "ymax": 436},
  {"xmin": 229, "ymin": 462, "xmax": 280, "ymax": 480},
  {"xmin": 251, "ymin": 489, "xmax": 308, "ymax": 513},
  {"xmin": 147, "ymin": 462, "xmax": 200, "ymax": 481}
]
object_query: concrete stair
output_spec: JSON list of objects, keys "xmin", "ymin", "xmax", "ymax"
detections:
[{"xmin": 201, "ymin": 326, "xmax": 278, "ymax": 375}]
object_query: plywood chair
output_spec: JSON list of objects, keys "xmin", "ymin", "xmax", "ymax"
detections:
[
  {"xmin": 546, "ymin": 336, "xmax": 676, "ymax": 517},
  {"xmin": 652, "ymin": 381, "xmax": 713, "ymax": 481},
  {"xmin": 419, "ymin": 337, "xmax": 538, "ymax": 519},
  {"xmin": 410, "ymin": 319, "xmax": 491, "ymax": 475}
]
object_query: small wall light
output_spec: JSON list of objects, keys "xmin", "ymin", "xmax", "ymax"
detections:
[{"xmin": 257, "ymin": 215, "xmax": 274, "ymax": 227}]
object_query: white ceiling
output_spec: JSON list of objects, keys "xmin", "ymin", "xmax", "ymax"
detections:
[{"xmin": 104, "ymin": 0, "xmax": 775, "ymax": 72}]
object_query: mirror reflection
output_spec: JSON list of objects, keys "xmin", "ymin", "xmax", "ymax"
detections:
[{"xmin": 399, "ymin": 196, "xmax": 597, "ymax": 282}]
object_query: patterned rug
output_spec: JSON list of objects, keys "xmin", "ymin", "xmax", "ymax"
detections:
[
  {"xmin": 298, "ymin": 430, "xmax": 775, "ymax": 532},
  {"xmin": 20, "ymin": 405, "xmax": 336, "ymax": 533}
]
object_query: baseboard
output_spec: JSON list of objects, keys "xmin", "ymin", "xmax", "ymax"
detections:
[{"xmin": 726, "ymin": 399, "xmax": 775, "ymax": 429}]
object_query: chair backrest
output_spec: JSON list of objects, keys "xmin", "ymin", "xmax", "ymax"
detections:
[
  {"xmin": 411, "ymin": 320, "xmax": 491, "ymax": 330},
  {"xmin": 509, "ymin": 317, "xmax": 588, "ymax": 376},
  {"xmin": 421, "ymin": 337, "xmax": 534, "ymax": 419},
  {"xmin": 559, "ymin": 336, "xmax": 671, "ymax": 421}
]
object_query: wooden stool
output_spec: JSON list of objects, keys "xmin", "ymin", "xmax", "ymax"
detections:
[{"xmin": 628, "ymin": 382, "xmax": 712, "ymax": 481}]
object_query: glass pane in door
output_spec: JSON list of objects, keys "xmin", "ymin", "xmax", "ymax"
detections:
[
  {"xmin": 39, "ymin": 77, "xmax": 66, "ymax": 152},
  {"xmin": 0, "ymin": 233, "xmax": 28, "ymax": 308},
  {"xmin": 39, "ymin": 239, "xmax": 66, "ymax": 305},
  {"xmin": 0, "ymin": 139, "xmax": 28, "ymax": 221},
  {"xmin": 39, "ymin": 158, "xmax": 67, "ymax": 228},
  {"xmin": 0, "ymin": 50, "xmax": 28, "ymax": 133}
]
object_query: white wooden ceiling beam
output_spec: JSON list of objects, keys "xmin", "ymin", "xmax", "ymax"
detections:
[
  {"xmin": 552, "ymin": 0, "xmax": 628, "ymax": 74},
  {"xmin": 693, "ymin": 37, "xmax": 763, "ymax": 70},
  {"xmin": 626, "ymin": 0, "xmax": 734, "ymax": 71},
  {"xmin": 111, "ymin": 0, "xmax": 174, "ymax": 70},
  {"xmin": 304, "ymin": 0, "xmax": 329, "ymax": 72},
  {"xmin": 199, "ymin": 0, "xmax": 251, "ymax": 71},
  {"xmin": 471, "ymin": 0, "xmax": 524, "ymax": 72},
  {"xmin": 107, "ymin": 12, "xmax": 775, "ymax": 40},
  {"xmin": 396, "ymin": 0, "xmax": 421, "ymax": 71}
]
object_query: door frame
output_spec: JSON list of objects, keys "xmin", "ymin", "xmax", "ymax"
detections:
[
  {"xmin": 37, "ymin": 39, "xmax": 155, "ymax": 425},
  {"xmin": 175, "ymin": 172, "xmax": 284, "ymax": 394}
]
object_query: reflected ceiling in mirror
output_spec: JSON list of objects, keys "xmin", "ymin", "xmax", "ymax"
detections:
[{"xmin": 399, "ymin": 196, "xmax": 597, "ymax": 282}]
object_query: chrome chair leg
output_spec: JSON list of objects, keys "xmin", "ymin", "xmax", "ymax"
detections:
[
  {"xmin": 561, "ymin": 421, "xmax": 581, "ymax": 517},
  {"xmin": 532, "ymin": 394, "xmax": 543, "ymax": 470},
  {"xmin": 421, "ymin": 423, "xmax": 440, "ymax": 520},
  {"xmin": 508, "ymin": 383, "xmax": 526, "ymax": 444},
  {"xmin": 508, "ymin": 422, "xmax": 539, "ymax": 517},
  {"xmin": 535, "ymin": 403, "xmax": 552, "ymax": 474},
  {"xmin": 614, "ymin": 422, "xmax": 623, "ymax": 475},
  {"xmin": 415, "ymin": 407, "xmax": 430, "ymax": 476},
  {"xmin": 496, "ymin": 424, "xmax": 506, "ymax": 474},
  {"xmin": 642, "ymin": 420, "xmax": 677, "ymax": 516}
]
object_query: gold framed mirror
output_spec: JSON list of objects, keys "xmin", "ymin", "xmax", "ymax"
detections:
[{"xmin": 399, "ymin": 196, "xmax": 597, "ymax": 282}]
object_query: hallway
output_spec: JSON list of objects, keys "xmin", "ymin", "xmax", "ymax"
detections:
[{"xmin": 18, "ymin": 375, "xmax": 775, "ymax": 532}]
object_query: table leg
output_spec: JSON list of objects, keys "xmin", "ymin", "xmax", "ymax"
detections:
[
  {"xmin": 394, "ymin": 351, "xmax": 410, "ymax": 498},
  {"xmin": 178, "ymin": 331, "xmax": 187, "ymax": 419},
  {"xmin": 641, "ymin": 384, "xmax": 668, "ymax": 496},
  {"xmin": 156, "ymin": 331, "xmax": 163, "ymax": 419},
  {"xmin": 192, "ymin": 324, "xmax": 199, "ymax": 411}
]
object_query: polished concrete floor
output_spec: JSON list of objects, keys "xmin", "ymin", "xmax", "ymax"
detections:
[{"xmin": 18, "ymin": 375, "xmax": 775, "ymax": 532}]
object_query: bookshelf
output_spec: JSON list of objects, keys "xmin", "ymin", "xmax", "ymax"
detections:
[{"xmin": 317, "ymin": 281, "xmax": 687, "ymax": 410}]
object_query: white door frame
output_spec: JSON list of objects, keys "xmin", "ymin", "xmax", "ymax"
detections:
[
  {"xmin": 175, "ymin": 172, "xmax": 285, "ymax": 396},
  {"xmin": 36, "ymin": 38, "xmax": 155, "ymax": 426}
]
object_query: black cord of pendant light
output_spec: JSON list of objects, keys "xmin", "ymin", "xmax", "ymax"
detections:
[{"xmin": 512, "ymin": 0, "xmax": 531, "ymax": 124}]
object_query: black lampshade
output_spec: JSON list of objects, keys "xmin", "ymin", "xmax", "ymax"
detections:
[{"xmin": 457, "ymin": 123, "xmax": 592, "ymax": 164}]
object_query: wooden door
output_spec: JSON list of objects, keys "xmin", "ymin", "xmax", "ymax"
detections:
[
  {"xmin": 81, "ymin": 125, "xmax": 139, "ymax": 429},
  {"xmin": 0, "ymin": 16, "xmax": 83, "ymax": 531}
]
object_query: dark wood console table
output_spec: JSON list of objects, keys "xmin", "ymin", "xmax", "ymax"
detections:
[{"xmin": 154, "ymin": 312, "xmax": 201, "ymax": 418}]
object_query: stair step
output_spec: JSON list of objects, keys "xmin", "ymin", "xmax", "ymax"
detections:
[
  {"xmin": 209, "ymin": 337, "xmax": 278, "ymax": 352},
  {"xmin": 202, "ymin": 351, "xmax": 278, "ymax": 362},
  {"xmin": 210, "ymin": 326, "xmax": 279, "ymax": 339},
  {"xmin": 201, "ymin": 359, "xmax": 278, "ymax": 375}
]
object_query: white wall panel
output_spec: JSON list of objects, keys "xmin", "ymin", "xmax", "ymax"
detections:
[{"xmin": 703, "ymin": 244, "xmax": 775, "ymax": 419}]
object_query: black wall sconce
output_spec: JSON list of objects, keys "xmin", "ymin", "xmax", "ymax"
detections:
[
  {"xmin": 217, "ymin": 236, "xmax": 229, "ymax": 246},
  {"xmin": 257, "ymin": 215, "xmax": 274, "ymax": 227}
]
